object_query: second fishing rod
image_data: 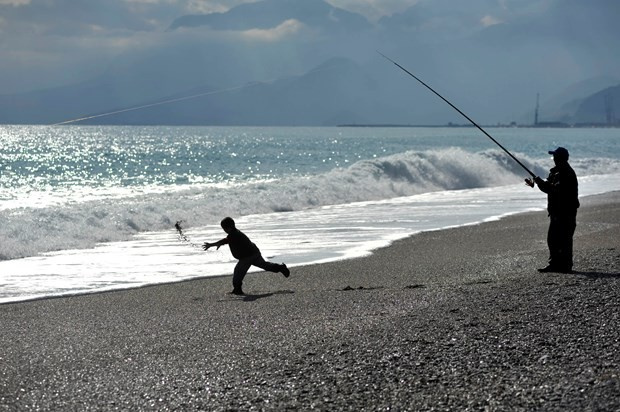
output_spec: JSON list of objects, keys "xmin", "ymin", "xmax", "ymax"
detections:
[{"xmin": 378, "ymin": 51, "xmax": 537, "ymax": 181}]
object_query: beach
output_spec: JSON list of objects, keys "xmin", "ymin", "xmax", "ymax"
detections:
[{"xmin": 1, "ymin": 191, "xmax": 619, "ymax": 411}]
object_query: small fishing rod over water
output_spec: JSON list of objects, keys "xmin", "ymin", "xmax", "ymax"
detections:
[{"xmin": 377, "ymin": 51, "xmax": 536, "ymax": 180}]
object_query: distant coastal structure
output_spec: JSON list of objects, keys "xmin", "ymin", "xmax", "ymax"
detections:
[
  {"xmin": 529, "ymin": 92, "xmax": 618, "ymax": 128},
  {"xmin": 530, "ymin": 92, "xmax": 568, "ymax": 128},
  {"xmin": 340, "ymin": 88, "xmax": 618, "ymax": 129},
  {"xmin": 534, "ymin": 93, "xmax": 540, "ymax": 126},
  {"xmin": 605, "ymin": 93, "xmax": 615, "ymax": 126}
]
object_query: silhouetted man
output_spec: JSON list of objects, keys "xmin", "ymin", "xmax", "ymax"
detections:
[{"xmin": 526, "ymin": 147, "xmax": 579, "ymax": 273}]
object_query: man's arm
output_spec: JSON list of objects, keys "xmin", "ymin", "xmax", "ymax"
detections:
[{"xmin": 203, "ymin": 238, "xmax": 228, "ymax": 251}]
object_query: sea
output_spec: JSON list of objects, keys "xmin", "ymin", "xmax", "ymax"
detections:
[{"xmin": 1, "ymin": 125, "xmax": 619, "ymax": 304}]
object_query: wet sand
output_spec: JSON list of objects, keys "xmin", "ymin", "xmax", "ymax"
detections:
[{"xmin": 1, "ymin": 192, "xmax": 619, "ymax": 411}]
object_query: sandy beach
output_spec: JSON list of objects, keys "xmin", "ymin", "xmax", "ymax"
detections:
[{"xmin": 1, "ymin": 191, "xmax": 619, "ymax": 411}]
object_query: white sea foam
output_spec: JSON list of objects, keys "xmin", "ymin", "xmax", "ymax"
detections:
[
  {"xmin": 1, "ymin": 174, "xmax": 617, "ymax": 304},
  {"xmin": 1, "ymin": 147, "xmax": 619, "ymax": 262}
]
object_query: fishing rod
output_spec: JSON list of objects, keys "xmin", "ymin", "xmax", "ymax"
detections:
[{"xmin": 377, "ymin": 51, "xmax": 536, "ymax": 179}]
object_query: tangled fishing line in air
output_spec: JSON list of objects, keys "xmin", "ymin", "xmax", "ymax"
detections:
[{"xmin": 175, "ymin": 221, "xmax": 201, "ymax": 249}]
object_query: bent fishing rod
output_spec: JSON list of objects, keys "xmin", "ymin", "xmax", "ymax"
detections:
[{"xmin": 378, "ymin": 51, "xmax": 536, "ymax": 179}]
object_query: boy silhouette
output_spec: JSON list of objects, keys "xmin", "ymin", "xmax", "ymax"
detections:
[{"xmin": 203, "ymin": 217, "xmax": 290, "ymax": 295}]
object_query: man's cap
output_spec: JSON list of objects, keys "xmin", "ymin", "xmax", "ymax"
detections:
[{"xmin": 549, "ymin": 146, "xmax": 569, "ymax": 160}]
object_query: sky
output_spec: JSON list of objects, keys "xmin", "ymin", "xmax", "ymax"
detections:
[
  {"xmin": 0, "ymin": 0, "xmax": 423, "ymax": 93},
  {"xmin": 1, "ymin": 0, "xmax": 618, "ymax": 125}
]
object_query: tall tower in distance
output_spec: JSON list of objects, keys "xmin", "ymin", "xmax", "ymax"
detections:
[
  {"xmin": 534, "ymin": 93, "xmax": 540, "ymax": 126},
  {"xmin": 605, "ymin": 93, "xmax": 614, "ymax": 126}
]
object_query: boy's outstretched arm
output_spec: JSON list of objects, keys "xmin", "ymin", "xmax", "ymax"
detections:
[{"xmin": 203, "ymin": 238, "xmax": 227, "ymax": 251}]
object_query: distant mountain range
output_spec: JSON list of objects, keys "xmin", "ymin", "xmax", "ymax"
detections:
[
  {"xmin": 1, "ymin": 0, "xmax": 618, "ymax": 126},
  {"xmin": 570, "ymin": 85, "xmax": 620, "ymax": 125}
]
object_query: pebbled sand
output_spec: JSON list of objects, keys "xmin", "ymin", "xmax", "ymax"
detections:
[{"xmin": 1, "ymin": 192, "xmax": 619, "ymax": 411}]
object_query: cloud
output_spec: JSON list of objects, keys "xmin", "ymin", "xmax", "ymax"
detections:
[
  {"xmin": 481, "ymin": 15, "xmax": 503, "ymax": 27},
  {"xmin": 0, "ymin": 0, "xmax": 31, "ymax": 6},
  {"xmin": 327, "ymin": 0, "xmax": 421, "ymax": 21},
  {"xmin": 240, "ymin": 18, "xmax": 306, "ymax": 42},
  {"xmin": 185, "ymin": 0, "xmax": 258, "ymax": 14},
  {"xmin": 174, "ymin": 0, "xmax": 423, "ymax": 22},
  {"xmin": 123, "ymin": 0, "xmax": 165, "ymax": 3}
]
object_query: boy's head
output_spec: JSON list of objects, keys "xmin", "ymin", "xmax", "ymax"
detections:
[{"xmin": 220, "ymin": 217, "xmax": 236, "ymax": 233}]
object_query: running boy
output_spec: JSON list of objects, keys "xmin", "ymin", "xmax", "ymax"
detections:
[{"xmin": 203, "ymin": 217, "xmax": 290, "ymax": 295}]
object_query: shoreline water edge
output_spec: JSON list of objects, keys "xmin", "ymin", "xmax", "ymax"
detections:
[
  {"xmin": 1, "ymin": 179, "xmax": 617, "ymax": 304},
  {"xmin": 0, "ymin": 191, "xmax": 618, "ymax": 410},
  {"xmin": 2, "ymin": 125, "xmax": 620, "ymax": 304}
]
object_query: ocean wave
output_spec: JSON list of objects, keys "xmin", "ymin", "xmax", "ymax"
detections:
[{"xmin": 0, "ymin": 147, "xmax": 617, "ymax": 261}]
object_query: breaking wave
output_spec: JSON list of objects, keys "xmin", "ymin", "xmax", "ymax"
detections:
[{"xmin": 1, "ymin": 147, "xmax": 617, "ymax": 261}]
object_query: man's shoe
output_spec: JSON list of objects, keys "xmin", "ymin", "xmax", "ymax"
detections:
[
  {"xmin": 537, "ymin": 265, "xmax": 558, "ymax": 273},
  {"xmin": 230, "ymin": 288, "xmax": 244, "ymax": 295},
  {"xmin": 281, "ymin": 264, "xmax": 290, "ymax": 278}
]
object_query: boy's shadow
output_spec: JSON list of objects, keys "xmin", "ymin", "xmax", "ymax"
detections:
[
  {"xmin": 240, "ymin": 290, "xmax": 295, "ymax": 302},
  {"xmin": 574, "ymin": 270, "xmax": 620, "ymax": 279}
]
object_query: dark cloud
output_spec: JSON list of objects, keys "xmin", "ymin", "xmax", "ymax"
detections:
[{"xmin": 0, "ymin": 0, "xmax": 187, "ymax": 36}]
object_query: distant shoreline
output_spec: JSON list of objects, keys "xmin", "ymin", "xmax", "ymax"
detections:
[
  {"xmin": 2, "ymin": 122, "xmax": 619, "ymax": 128},
  {"xmin": 0, "ymin": 122, "xmax": 620, "ymax": 129},
  {"xmin": 337, "ymin": 123, "xmax": 620, "ymax": 129}
]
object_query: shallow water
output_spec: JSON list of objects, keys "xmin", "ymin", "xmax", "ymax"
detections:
[{"xmin": 1, "ymin": 126, "xmax": 619, "ymax": 303}]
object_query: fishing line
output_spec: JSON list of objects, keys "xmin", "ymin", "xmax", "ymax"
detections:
[
  {"xmin": 378, "ymin": 51, "xmax": 536, "ymax": 178},
  {"xmin": 174, "ymin": 220, "xmax": 201, "ymax": 249},
  {"xmin": 52, "ymin": 83, "xmax": 256, "ymax": 126},
  {"xmin": 52, "ymin": 61, "xmax": 344, "ymax": 126}
]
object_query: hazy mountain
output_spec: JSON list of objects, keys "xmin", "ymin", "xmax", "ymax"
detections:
[
  {"xmin": 0, "ymin": 59, "xmax": 221, "ymax": 125},
  {"xmin": 25, "ymin": 57, "xmax": 412, "ymax": 126},
  {"xmin": 571, "ymin": 85, "xmax": 620, "ymax": 125}
]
